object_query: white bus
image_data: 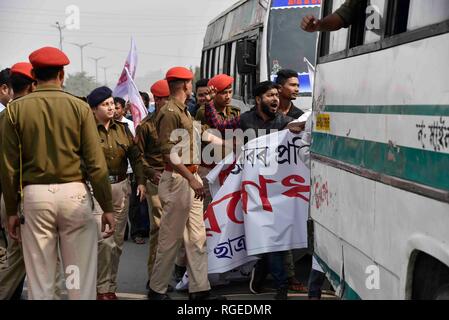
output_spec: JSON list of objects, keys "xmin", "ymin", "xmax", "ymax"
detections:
[
  {"xmin": 311, "ymin": 0, "xmax": 449, "ymax": 299},
  {"xmin": 201, "ymin": 0, "xmax": 322, "ymax": 111}
]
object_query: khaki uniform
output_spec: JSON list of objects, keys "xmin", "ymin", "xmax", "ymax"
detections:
[
  {"xmin": 195, "ymin": 104, "xmax": 240, "ymax": 211},
  {"xmin": 93, "ymin": 119, "xmax": 145, "ymax": 294},
  {"xmin": 136, "ymin": 113, "xmax": 164, "ymax": 278},
  {"xmin": 149, "ymin": 97, "xmax": 210, "ymax": 294},
  {"xmin": 0, "ymin": 84, "xmax": 112, "ymax": 300}
]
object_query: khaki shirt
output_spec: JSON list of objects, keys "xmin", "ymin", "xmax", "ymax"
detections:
[
  {"xmin": 0, "ymin": 84, "xmax": 113, "ymax": 215},
  {"xmin": 96, "ymin": 119, "xmax": 145, "ymax": 185},
  {"xmin": 156, "ymin": 97, "xmax": 198, "ymax": 164},
  {"xmin": 136, "ymin": 112, "xmax": 164, "ymax": 180}
]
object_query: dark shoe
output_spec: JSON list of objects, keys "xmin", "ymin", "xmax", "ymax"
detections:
[
  {"xmin": 147, "ymin": 281, "xmax": 173, "ymax": 293},
  {"xmin": 147, "ymin": 289, "xmax": 171, "ymax": 300},
  {"xmin": 189, "ymin": 290, "xmax": 227, "ymax": 300},
  {"xmin": 174, "ymin": 265, "xmax": 187, "ymax": 282},
  {"xmin": 107, "ymin": 292, "xmax": 118, "ymax": 300},
  {"xmin": 249, "ymin": 263, "xmax": 267, "ymax": 294},
  {"xmin": 97, "ymin": 293, "xmax": 112, "ymax": 300},
  {"xmin": 274, "ymin": 287, "xmax": 288, "ymax": 300},
  {"xmin": 288, "ymin": 277, "xmax": 308, "ymax": 293}
]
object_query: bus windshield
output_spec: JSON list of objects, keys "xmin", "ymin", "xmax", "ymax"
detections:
[{"xmin": 267, "ymin": 0, "xmax": 321, "ymax": 94}]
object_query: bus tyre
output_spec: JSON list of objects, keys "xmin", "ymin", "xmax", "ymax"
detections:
[{"xmin": 433, "ymin": 284, "xmax": 449, "ymax": 300}]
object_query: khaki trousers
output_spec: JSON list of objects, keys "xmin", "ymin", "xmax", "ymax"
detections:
[
  {"xmin": 145, "ymin": 179, "xmax": 162, "ymax": 279},
  {"xmin": 93, "ymin": 179, "xmax": 130, "ymax": 294},
  {"xmin": 20, "ymin": 182, "xmax": 97, "ymax": 300},
  {"xmin": 146, "ymin": 179, "xmax": 187, "ymax": 280},
  {"xmin": 150, "ymin": 171, "xmax": 210, "ymax": 294},
  {"xmin": 0, "ymin": 196, "xmax": 26, "ymax": 299}
]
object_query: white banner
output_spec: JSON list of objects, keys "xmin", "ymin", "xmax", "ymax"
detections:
[{"xmin": 205, "ymin": 130, "xmax": 310, "ymax": 274}]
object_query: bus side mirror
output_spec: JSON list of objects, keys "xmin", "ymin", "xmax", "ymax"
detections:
[{"xmin": 236, "ymin": 39, "xmax": 257, "ymax": 74}]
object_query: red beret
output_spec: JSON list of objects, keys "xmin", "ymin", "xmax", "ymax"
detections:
[
  {"xmin": 208, "ymin": 74, "xmax": 234, "ymax": 93},
  {"xmin": 165, "ymin": 67, "xmax": 193, "ymax": 81},
  {"xmin": 29, "ymin": 46, "xmax": 70, "ymax": 68},
  {"xmin": 11, "ymin": 62, "xmax": 34, "ymax": 80},
  {"xmin": 150, "ymin": 80, "xmax": 170, "ymax": 98}
]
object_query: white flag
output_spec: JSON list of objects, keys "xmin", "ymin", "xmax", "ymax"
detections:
[
  {"xmin": 125, "ymin": 68, "xmax": 147, "ymax": 129},
  {"xmin": 113, "ymin": 37, "xmax": 138, "ymax": 99}
]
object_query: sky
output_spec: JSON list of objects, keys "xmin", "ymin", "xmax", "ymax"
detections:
[{"xmin": 0, "ymin": 0, "xmax": 239, "ymax": 90}]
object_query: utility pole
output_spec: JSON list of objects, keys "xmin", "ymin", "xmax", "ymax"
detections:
[
  {"xmin": 52, "ymin": 21, "xmax": 66, "ymax": 51},
  {"xmin": 89, "ymin": 56, "xmax": 105, "ymax": 84},
  {"xmin": 69, "ymin": 42, "xmax": 93, "ymax": 73},
  {"xmin": 101, "ymin": 66, "xmax": 111, "ymax": 86}
]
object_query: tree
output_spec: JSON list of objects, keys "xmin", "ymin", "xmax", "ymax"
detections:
[{"xmin": 64, "ymin": 72, "xmax": 98, "ymax": 97}]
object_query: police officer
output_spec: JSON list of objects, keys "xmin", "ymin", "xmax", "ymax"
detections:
[
  {"xmin": 87, "ymin": 86, "xmax": 146, "ymax": 300},
  {"xmin": 136, "ymin": 80, "xmax": 167, "ymax": 282},
  {"xmin": 0, "ymin": 47, "xmax": 115, "ymax": 300},
  {"xmin": 136, "ymin": 79, "xmax": 186, "ymax": 290},
  {"xmin": 0, "ymin": 62, "xmax": 35, "ymax": 300},
  {"xmin": 147, "ymin": 67, "xmax": 224, "ymax": 300}
]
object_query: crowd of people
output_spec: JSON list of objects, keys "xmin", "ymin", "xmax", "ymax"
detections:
[
  {"xmin": 0, "ymin": 0, "xmax": 363, "ymax": 300},
  {"xmin": 0, "ymin": 44, "xmax": 316, "ymax": 300}
]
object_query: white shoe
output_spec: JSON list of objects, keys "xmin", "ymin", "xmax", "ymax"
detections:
[{"xmin": 175, "ymin": 272, "xmax": 189, "ymax": 291}]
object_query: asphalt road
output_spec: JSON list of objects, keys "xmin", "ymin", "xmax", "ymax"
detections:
[
  {"xmin": 13, "ymin": 237, "xmax": 337, "ymax": 300},
  {"xmin": 115, "ymin": 239, "xmax": 337, "ymax": 300}
]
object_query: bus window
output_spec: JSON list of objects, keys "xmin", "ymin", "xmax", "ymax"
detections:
[
  {"xmin": 267, "ymin": 1, "xmax": 320, "ymax": 78},
  {"xmin": 218, "ymin": 45, "xmax": 225, "ymax": 74},
  {"xmin": 230, "ymin": 42, "xmax": 240, "ymax": 96},
  {"xmin": 407, "ymin": 0, "xmax": 449, "ymax": 31},
  {"xmin": 222, "ymin": 11, "xmax": 235, "ymax": 42},
  {"xmin": 201, "ymin": 51, "xmax": 207, "ymax": 79},
  {"xmin": 319, "ymin": 0, "xmax": 334, "ymax": 57},
  {"xmin": 364, "ymin": 0, "xmax": 386, "ymax": 44},
  {"xmin": 329, "ymin": 0, "xmax": 349, "ymax": 53},
  {"xmin": 233, "ymin": 44, "xmax": 243, "ymax": 99},
  {"xmin": 208, "ymin": 49, "xmax": 214, "ymax": 78},
  {"xmin": 223, "ymin": 43, "xmax": 232, "ymax": 75},
  {"xmin": 385, "ymin": 0, "xmax": 410, "ymax": 36},
  {"xmin": 214, "ymin": 47, "xmax": 220, "ymax": 76}
]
